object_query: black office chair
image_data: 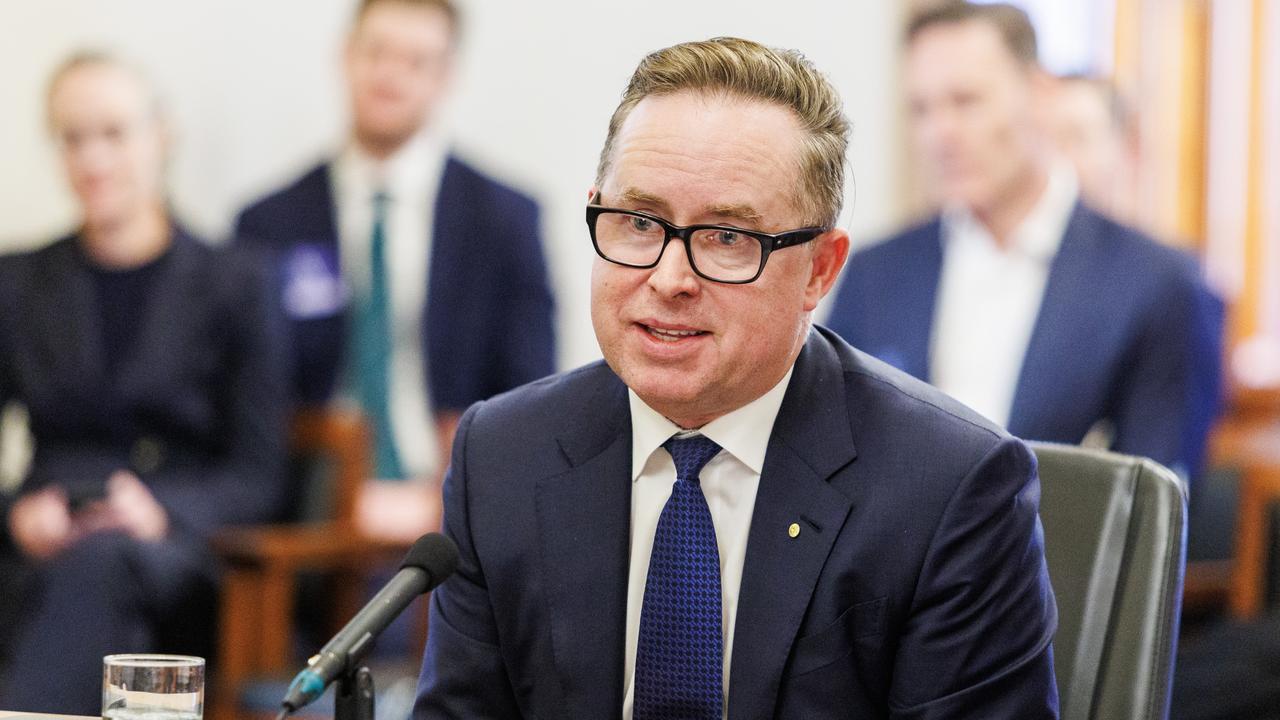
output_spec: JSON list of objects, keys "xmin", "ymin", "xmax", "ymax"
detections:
[{"xmin": 1032, "ymin": 442, "xmax": 1187, "ymax": 720}]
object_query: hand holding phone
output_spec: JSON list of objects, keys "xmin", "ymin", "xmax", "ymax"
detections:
[
  {"xmin": 68, "ymin": 471, "xmax": 169, "ymax": 542},
  {"xmin": 8, "ymin": 487, "xmax": 75, "ymax": 561}
]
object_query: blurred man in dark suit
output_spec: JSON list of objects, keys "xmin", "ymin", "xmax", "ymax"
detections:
[
  {"xmin": 236, "ymin": 0, "xmax": 555, "ymax": 493},
  {"xmin": 0, "ymin": 52, "xmax": 287, "ymax": 714},
  {"xmin": 827, "ymin": 1, "xmax": 1222, "ymax": 479},
  {"xmin": 415, "ymin": 36, "xmax": 1058, "ymax": 719}
]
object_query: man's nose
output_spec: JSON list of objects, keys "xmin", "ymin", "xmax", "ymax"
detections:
[{"xmin": 646, "ymin": 237, "xmax": 702, "ymax": 297}]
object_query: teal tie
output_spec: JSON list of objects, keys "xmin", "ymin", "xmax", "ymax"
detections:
[{"xmin": 352, "ymin": 190, "xmax": 405, "ymax": 479}]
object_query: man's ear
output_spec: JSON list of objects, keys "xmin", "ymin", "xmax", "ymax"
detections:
[
  {"xmin": 587, "ymin": 186, "xmax": 599, "ymax": 202},
  {"xmin": 803, "ymin": 229, "xmax": 850, "ymax": 312}
]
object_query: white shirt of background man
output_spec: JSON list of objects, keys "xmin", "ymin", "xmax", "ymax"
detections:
[
  {"xmin": 930, "ymin": 162, "xmax": 1079, "ymax": 428},
  {"xmin": 331, "ymin": 128, "xmax": 448, "ymax": 480}
]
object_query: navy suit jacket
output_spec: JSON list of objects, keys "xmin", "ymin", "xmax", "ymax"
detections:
[
  {"xmin": 827, "ymin": 203, "xmax": 1223, "ymax": 477},
  {"xmin": 415, "ymin": 327, "xmax": 1059, "ymax": 719},
  {"xmin": 233, "ymin": 155, "xmax": 556, "ymax": 409},
  {"xmin": 0, "ymin": 229, "xmax": 289, "ymax": 543}
]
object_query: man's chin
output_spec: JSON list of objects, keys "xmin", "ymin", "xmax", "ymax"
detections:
[
  {"xmin": 627, "ymin": 377, "xmax": 717, "ymax": 424},
  {"xmin": 81, "ymin": 204, "xmax": 130, "ymax": 231},
  {"xmin": 354, "ymin": 121, "xmax": 419, "ymax": 150}
]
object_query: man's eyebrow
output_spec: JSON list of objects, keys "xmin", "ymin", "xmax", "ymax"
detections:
[
  {"xmin": 704, "ymin": 203, "xmax": 763, "ymax": 224},
  {"xmin": 617, "ymin": 189, "xmax": 763, "ymax": 226},
  {"xmin": 618, "ymin": 188, "xmax": 670, "ymax": 211}
]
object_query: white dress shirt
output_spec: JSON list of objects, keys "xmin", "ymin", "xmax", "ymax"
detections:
[
  {"xmin": 621, "ymin": 366, "xmax": 795, "ymax": 720},
  {"xmin": 929, "ymin": 164, "xmax": 1079, "ymax": 427},
  {"xmin": 331, "ymin": 129, "xmax": 448, "ymax": 479}
]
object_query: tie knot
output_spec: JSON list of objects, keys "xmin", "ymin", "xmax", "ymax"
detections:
[{"xmin": 663, "ymin": 434, "xmax": 722, "ymax": 483}]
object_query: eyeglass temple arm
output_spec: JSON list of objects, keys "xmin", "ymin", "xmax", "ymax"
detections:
[{"xmin": 771, "ymin": 228, "xmax": 828, "ymax": 250}]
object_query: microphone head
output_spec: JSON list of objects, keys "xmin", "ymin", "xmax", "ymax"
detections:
[{"xmin": 401, "ymin": 532, "xmax": 460, "ymax": 591}]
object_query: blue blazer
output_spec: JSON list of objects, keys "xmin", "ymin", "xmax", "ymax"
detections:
[
  {"xmin": 826, "ymin": 204, "xmax": 1223, "ymax": 477},
  {"xmin": 233, "ymin": 156, "xmax": 556, "ymax": 410},
  {"xmin": 415, "ymin": 327, "xmax": 1059, "ymax": 719},
  {"xmin": 0, "ymin": 229, "xmax": 289, "ymax": 541}
]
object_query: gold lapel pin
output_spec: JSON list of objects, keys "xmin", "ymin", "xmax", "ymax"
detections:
[{"xmin": 788, "ymin": 522, "xmax": 801, "ymax": 539}]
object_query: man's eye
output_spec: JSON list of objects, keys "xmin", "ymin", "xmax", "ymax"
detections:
[
  {"xmin": 714, "ymin": 230, "xmax": 741, "ymax": 246},
  {"xmin": 629, "ymin": 216, "xmax": 655, "ymax": 233}
]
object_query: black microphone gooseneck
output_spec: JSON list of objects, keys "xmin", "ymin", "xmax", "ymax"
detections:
[{"xmin": 278, "ymin": 532, "xmax": 459, "ymax": 717}]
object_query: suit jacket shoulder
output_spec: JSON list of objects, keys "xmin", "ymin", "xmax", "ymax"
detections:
[
  {"xmin": 233, "ymin": 161, "xmax": 333, "ymax": 245},
  {"xmin": 826, "ymin": 218, "xmax": 944, "ymax": 379},
  {"xmin": 1067, "ymin": 206, "xmax": 1205, "ymax": 299},
  {"xmin": 849, "ymin": 217, "xmax": 942, "ymax": 266},
  {"xmin": 440, "ymin": 155, "xmax": 539, "ymax": 218}
]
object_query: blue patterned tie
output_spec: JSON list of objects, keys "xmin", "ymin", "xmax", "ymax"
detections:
[
  {"xmin": 351, "ymin": 190, "xmax": 405, "ymax": 479},
  {"xmin": 635, "ymin": 434, "xmax": 724, "ymax": 720}
]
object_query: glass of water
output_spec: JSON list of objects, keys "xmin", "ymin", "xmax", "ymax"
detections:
[{"xmin": 103, "ymin": 654, "xmax": 204, "ymax": 720}]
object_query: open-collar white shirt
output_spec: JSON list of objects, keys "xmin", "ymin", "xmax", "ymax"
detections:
[
  {"xmin": 930, "ymin": 163, "xmax": 1079, "ymax": 428},
  {"xmin": 331, "ymin": 128, "xmax": 448, "ymax": 479},
  {"xmin": 621, "ymin": 364, "xmax": 796, "ymax": 719}
]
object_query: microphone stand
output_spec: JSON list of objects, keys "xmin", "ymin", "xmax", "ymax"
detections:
[{"xmin": 335, "ymin": 665, "xmax": 375, "ymax": 720}]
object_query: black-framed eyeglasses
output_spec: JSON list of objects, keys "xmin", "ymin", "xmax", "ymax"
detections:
[{"xmin": 585, "ymin": 205, "xmax": 827, "ymax": 284}]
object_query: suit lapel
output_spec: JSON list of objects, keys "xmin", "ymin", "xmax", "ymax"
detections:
[
  {"xmin": 727, "ymin": 332, "xmax": 857, "ymax": 719},
  {"xmin": 535, "ymin": 369, "xmax": 632, "ymax": 718},
  {"xmin": 310, "ymin": 161, "xmax": 350, "ymax": 400},
  {"xmin": 897, "ymin": 220, "xmax": 944, "ymax": 382},
  {"xmin": 424, "ymin": 156, "xmax": 460, "ymax": 400},
  {"xmin": 311, "ymin": 161, "xmax": 342, "ymax": 250},
  {"xmin": 1007, "ymin": 203, "xmax": 1096, "ymax": 436},
  {"xmin": 34, "ymin": 238, "xmax": 105, "ymax": 392}
]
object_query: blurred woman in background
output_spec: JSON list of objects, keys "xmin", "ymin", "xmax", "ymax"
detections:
[{"xmin": 0, "ymin": 52, "xmax": 288, "ymax": 713}]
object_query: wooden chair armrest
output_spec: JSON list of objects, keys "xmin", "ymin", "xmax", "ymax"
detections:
[
  {"xmin": 214, "ymin": 522, "xmax": 409, "ymax": 571},
  {"xmin": 213, "ymin": 522, "xmax": 412, "ymax": 712}
]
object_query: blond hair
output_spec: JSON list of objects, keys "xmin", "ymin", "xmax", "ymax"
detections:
[
  {"xmin": 45, "ymin": 50, "xmax": 163, "ymax": 130},
  {"xmin": 596, "ymin": 37, "xmax": 849, "ymax": 228}
]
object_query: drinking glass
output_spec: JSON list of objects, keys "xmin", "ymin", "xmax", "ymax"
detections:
[{"xmin": 102, "ymin": 654, "xmax": 204, "ymax": 720}]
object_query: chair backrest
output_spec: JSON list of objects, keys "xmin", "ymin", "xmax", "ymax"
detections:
[
  {"xmin": 1031, "ymin": 442, "xmax": 1187, "ymax": 720},
  {"xmin": 284, "ymin": 407, "xmax": 372, "ymax": 528}
]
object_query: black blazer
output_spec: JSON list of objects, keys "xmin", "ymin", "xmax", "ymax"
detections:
[
  {"xmin": 0, "ymin": 228, "xmax": 289, "ymax": 542},
  {"xmin": 416, "ymin": 327, "xmax": 1059, "ymax": 719}
]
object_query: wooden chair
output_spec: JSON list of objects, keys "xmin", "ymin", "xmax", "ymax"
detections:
[
  {"xmin": 1210, "ymin": 386, "xmax": 1280, "ymax": 618},
  {"xmin": 210, "ymin": 409, "xmax": 417, "ymax": 720}
]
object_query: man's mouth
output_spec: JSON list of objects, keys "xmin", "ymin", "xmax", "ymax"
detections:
[{"xmin": 641, "ymin": 324, "xmax": 709, "ymax": 343}]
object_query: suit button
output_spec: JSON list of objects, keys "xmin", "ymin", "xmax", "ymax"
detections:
[
  {"xmin": 788, "ymin": 522, "xmax": 801, "ymax": 538},
  {"xmin": 131, "ymin": 437, "xmax": 165, "ymax": 474}
]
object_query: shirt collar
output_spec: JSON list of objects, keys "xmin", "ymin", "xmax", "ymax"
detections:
[
  {"xmin": 628, "ymin": 365, "xmax": 796, "ymax": 481},
  {"xmin": 335, "ymin": 125, "xmax": 448, "ymax": 201},
  {"xmin": 941, "ymin": 161, "xmax": 1079, "ymax": 262}
]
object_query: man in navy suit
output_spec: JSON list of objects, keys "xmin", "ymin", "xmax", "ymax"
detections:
[
  {"xmin": 826, "ymin": 2, "xmax": 1222, "ymax": 479},
  {"xmin": 235, "ymin": 0, "xmax": 555, "ymax": 485},
  {"xmin": 414, "ymin": 37, "xmax": 1058, "ymax": 719}
]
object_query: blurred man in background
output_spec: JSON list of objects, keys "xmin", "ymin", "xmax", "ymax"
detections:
[
  {"xmin": 235, "ymin": 0, "xmax": 555, "ymax": 510},
  {"xmin": 827, "ymin": 0, "xmax": 1223, "ymax": 479},
  {"xmin": 0, "ymin": 52, "xmax": 287, "ymax": 713}
]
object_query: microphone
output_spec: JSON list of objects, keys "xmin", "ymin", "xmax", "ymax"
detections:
[{"xmin": 280, "ymin": 532, "xmax": 459, "ymax": 714}]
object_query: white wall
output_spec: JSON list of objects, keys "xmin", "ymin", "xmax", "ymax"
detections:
[{"xmin": 0, "ymin": 0, "xmax": 905, "ymax": 369}]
